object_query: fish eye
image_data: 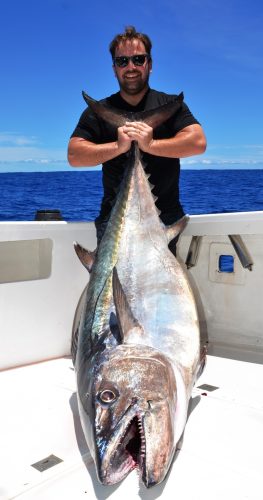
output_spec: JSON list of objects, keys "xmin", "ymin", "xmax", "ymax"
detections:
[{"xmin": 99, "ymin": 389, "xmax": 117, "ymax": 404}]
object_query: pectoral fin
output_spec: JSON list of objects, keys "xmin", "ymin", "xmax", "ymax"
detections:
[{"xmin": 112, "ymin": 267, "xmax": 144, "ymax": 343}]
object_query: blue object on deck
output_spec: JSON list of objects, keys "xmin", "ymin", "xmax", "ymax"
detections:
[{"xmin": 219, "ymin": 255, "xmax": 234, "ymax": 273}]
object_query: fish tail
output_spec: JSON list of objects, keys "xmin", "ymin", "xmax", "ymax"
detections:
[{"xmin": 82, "ymin": 91, "xmax": 184, "ymax": 130}]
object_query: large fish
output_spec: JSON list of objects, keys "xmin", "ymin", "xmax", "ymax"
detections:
[{"xmin": 72, "ymin": 92, "xmax": 206, "ymax": 488}]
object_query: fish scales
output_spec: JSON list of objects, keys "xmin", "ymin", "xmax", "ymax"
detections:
[{"xmin": 73, "ymin": 92, "xmax": 206, "ymax": 488}]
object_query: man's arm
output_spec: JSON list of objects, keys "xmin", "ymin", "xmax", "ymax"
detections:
[
  {"xmin": 122, "ymin": 122, "xmax": 207, "ymax": 158},
  {"xmin": 67, "ymin": 127, "xmax": 132, "ymax": 167},
  {"xmin": 68, "ymin": 122, "xmax": 206, "ymax": 167}
]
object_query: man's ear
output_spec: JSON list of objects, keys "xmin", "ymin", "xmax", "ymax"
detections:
[{"xmin": 112, "ymin": 64, "xmax": 117, "ymax": 77}]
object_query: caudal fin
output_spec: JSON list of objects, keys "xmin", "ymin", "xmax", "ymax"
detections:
[{"xmin": 82, "ymin": 91, "xmax": 184, "ymax": 130}]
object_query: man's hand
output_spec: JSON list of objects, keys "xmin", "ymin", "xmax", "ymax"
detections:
[
  {"xmin": 122, "ymin": 123, "xmax": 206, "ymax": 159},
  {"xmin": 122, "ymin": 121, "xmax": 153, "ymax": 152},
  {"xmin": 117, "ymin": 126, "xmax": 133, "ymax": 154}
]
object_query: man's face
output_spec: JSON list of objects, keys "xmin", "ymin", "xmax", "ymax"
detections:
[{"xmin": 113, "ymin": 39, "xmax": 152, "ymax": 96}]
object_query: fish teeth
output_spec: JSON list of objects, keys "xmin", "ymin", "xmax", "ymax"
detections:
[{"xmin": 137, "ymin": 417, "xmax": 146, "ymax": 452}]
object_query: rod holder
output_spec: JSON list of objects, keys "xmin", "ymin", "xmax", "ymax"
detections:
[
  {"xmin": 185, "ymin": 236, "xmax": 202, "ymax": 269},
  {"xmin": 228, "ymin": 234, "xmax": 253, "ymax": 271}
]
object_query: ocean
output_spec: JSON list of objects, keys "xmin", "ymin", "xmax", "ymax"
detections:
[{"xmin": 0, "ymin": 169, "xmax": 263, "ymax": 222}]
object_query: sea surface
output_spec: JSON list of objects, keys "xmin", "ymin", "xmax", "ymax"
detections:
[{"xmin": 0, "ymin": 169, "xmax": 263, "ymax": 222}]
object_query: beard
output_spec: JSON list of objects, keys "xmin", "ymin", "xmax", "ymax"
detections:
[{"xmin": 116, "ymin": 70, "xmax": 150, "ymax": 96}]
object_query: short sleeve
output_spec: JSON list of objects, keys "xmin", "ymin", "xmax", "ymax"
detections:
[
  {"xmin": 170, "ymin": 101, "xmax": 200, "ymax": 135},
  {"xmin": 70, "ymin": 108, "xmax": 102, "ymax": 143}
]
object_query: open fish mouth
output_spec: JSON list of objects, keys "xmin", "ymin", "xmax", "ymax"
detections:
[
  {"xmin": 100, "ymin": 414, "xmax": 146, "ymax": 484},
  {"xmin": 121, "ymin": 415, "xmax": 146, "ymax": 468}
]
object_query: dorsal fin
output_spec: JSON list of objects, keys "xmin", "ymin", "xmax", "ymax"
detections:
[
  {"xmin": 82, "ymin": 91, "xmax": 184, "ymax": 130},
  {"xmin": 165, "ymin": 215, "xmax": 189, "ymax": 243},
  {"xmin": 74, "ymin": 242, "xmax": 96, "ymax": 273},
  {"xmin": 112, "ymin": 267, "xmax": 144, "ymax": 343}
]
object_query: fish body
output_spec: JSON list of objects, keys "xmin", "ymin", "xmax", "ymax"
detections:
[{"xmin": 73, "ymin": 93, "xmax": 205, "ymax": 487}]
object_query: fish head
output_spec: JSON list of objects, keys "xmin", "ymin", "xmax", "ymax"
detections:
[{"xmin": 85, "ymin": 344, "xmax": 177, "ymax": 488}]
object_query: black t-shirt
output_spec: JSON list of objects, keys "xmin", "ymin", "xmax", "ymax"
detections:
[{"xmin": 71, "ymin": 88, "xmax": 199, "ymax": 226}]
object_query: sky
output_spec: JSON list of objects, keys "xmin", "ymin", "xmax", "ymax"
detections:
[{"xmin": 0, "ymin": 0, "xmax": 262, "ymax": 172}]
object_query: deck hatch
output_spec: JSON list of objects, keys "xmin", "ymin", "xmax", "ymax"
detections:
[
  {"xmin": 31, "ymin": 454, "xmax": 63, "ymax": 472},
  {"xmin": 0, "ymin": 238, "xmax": 52, "ymax": 283},
  {"xmin": 197, "ymin": 384, "xmax": 219, "ymax": 392},
  {"xmin": 209, "ymin": 242, "xmax": 246, "ymax": 285}
]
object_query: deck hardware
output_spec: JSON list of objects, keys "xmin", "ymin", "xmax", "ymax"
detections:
[
  {"xmin": 197, "ymin": 384, "xmax": 219, "ymax": 392},
  {"xmin": 35, "ymin": 209, "xmax": 63, "ymax": 221},
  {"xmin": 185, "ymin": 236, "xmax": 202, "ymax": 269},
  {"xmin": 228, "ymin": 235, "xmax": 253, "ymax": 271},
  {"xmin": 218, "ymin": 255, "xmax": 234, "ymax": 273},
  {"xmin": 0, "ymin": 238, "xmax": 53, "ymax": 284},
  {"xmin": 31, "ymin": 454, "xmax": 63, "ymax": 472}
]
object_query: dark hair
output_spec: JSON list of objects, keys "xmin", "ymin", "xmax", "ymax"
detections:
[{"xmin": 109, "ymin": 26, "xmax": 152, "ymax": 59}]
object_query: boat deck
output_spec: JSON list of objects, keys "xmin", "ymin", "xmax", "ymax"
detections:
[{"xmin": 1, "ymin": 352, "xmax": 262, "ymax": 500}]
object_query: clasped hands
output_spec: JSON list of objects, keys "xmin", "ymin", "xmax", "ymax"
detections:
[{"xmin": 117, "ymin": 121, "xmax": 153, "ymax": 154}]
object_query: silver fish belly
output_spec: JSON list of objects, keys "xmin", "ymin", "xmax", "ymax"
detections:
[{"xmin": 73, "ymin": 93, "xmax": 205, "ymax": 488}]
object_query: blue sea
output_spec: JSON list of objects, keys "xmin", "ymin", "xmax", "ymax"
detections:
[{"xmin": 0, "ymin": 170, "xmax": 263, "ymax": 221}]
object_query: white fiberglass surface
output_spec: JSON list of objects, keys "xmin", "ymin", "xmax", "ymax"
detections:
[{"xmin": 0, "ymin": 355, "xmax": 262, "ymax": 500}]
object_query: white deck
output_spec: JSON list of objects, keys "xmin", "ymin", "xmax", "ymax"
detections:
[
  {"xmin": 1, "ymin": 353, "xmax": 262, "ymax": 500},
  {"xmin": 1, "ymin": 214, "xmax": 263, "ymax": 499}
]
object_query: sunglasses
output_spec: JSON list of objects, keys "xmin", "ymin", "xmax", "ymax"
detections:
[{"xmin": 113, "ymin": 54, "xmax": 151, "ymax": 68}]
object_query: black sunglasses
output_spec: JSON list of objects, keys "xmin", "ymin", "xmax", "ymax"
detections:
[{"xmin": 113, "ymin": 54, "xmax": 151, "ymax": 68}]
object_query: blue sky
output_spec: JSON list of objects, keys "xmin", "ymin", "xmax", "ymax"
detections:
[{"xmin": 1, "ymin": 0, "xmax": 262, "ymax": 172}]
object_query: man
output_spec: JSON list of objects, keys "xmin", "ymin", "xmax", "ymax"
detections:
[{"xmin": 68, "ymin": 26, "xmax": 206, "ymax": 254}]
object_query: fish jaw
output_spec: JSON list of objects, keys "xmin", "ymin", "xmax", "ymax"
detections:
[
  {"xmin": 86, "ymin": 345, "xmax": 179, "ymax": 487},
  {"xmin": 97, "ymin": 405, "xmax": 147, "ymax": 485},
  {"xmin": 97, "ymin": 401, "xmax": 176, "ymax": 488}
]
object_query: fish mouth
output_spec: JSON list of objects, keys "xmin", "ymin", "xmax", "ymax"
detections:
[
  {"xmin": 99, "ymin": 413, "xmax": 146, "ymax": 485},
  {"xmin": 122, "ymin": 415, "xmax": 145, "ymax": 467}
]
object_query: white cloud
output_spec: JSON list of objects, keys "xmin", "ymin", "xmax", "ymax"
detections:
[
  {"xmin": 182, "ymin": 158, "xmax": 263, "ymax": 166},
  {"xmin": 0, "ymin": 132, "xmax": 38, "ymax": 147},
  {"xmin": 0, "ymin": 135, "xmax": 262, "ymax": 171},
  {"xmin": 0, "ymin": 132, "xmax": 68, "ymax": 165},
  {"xmin": 181, "ymin": 143, "xmax": 263, "ymax": 167}
]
